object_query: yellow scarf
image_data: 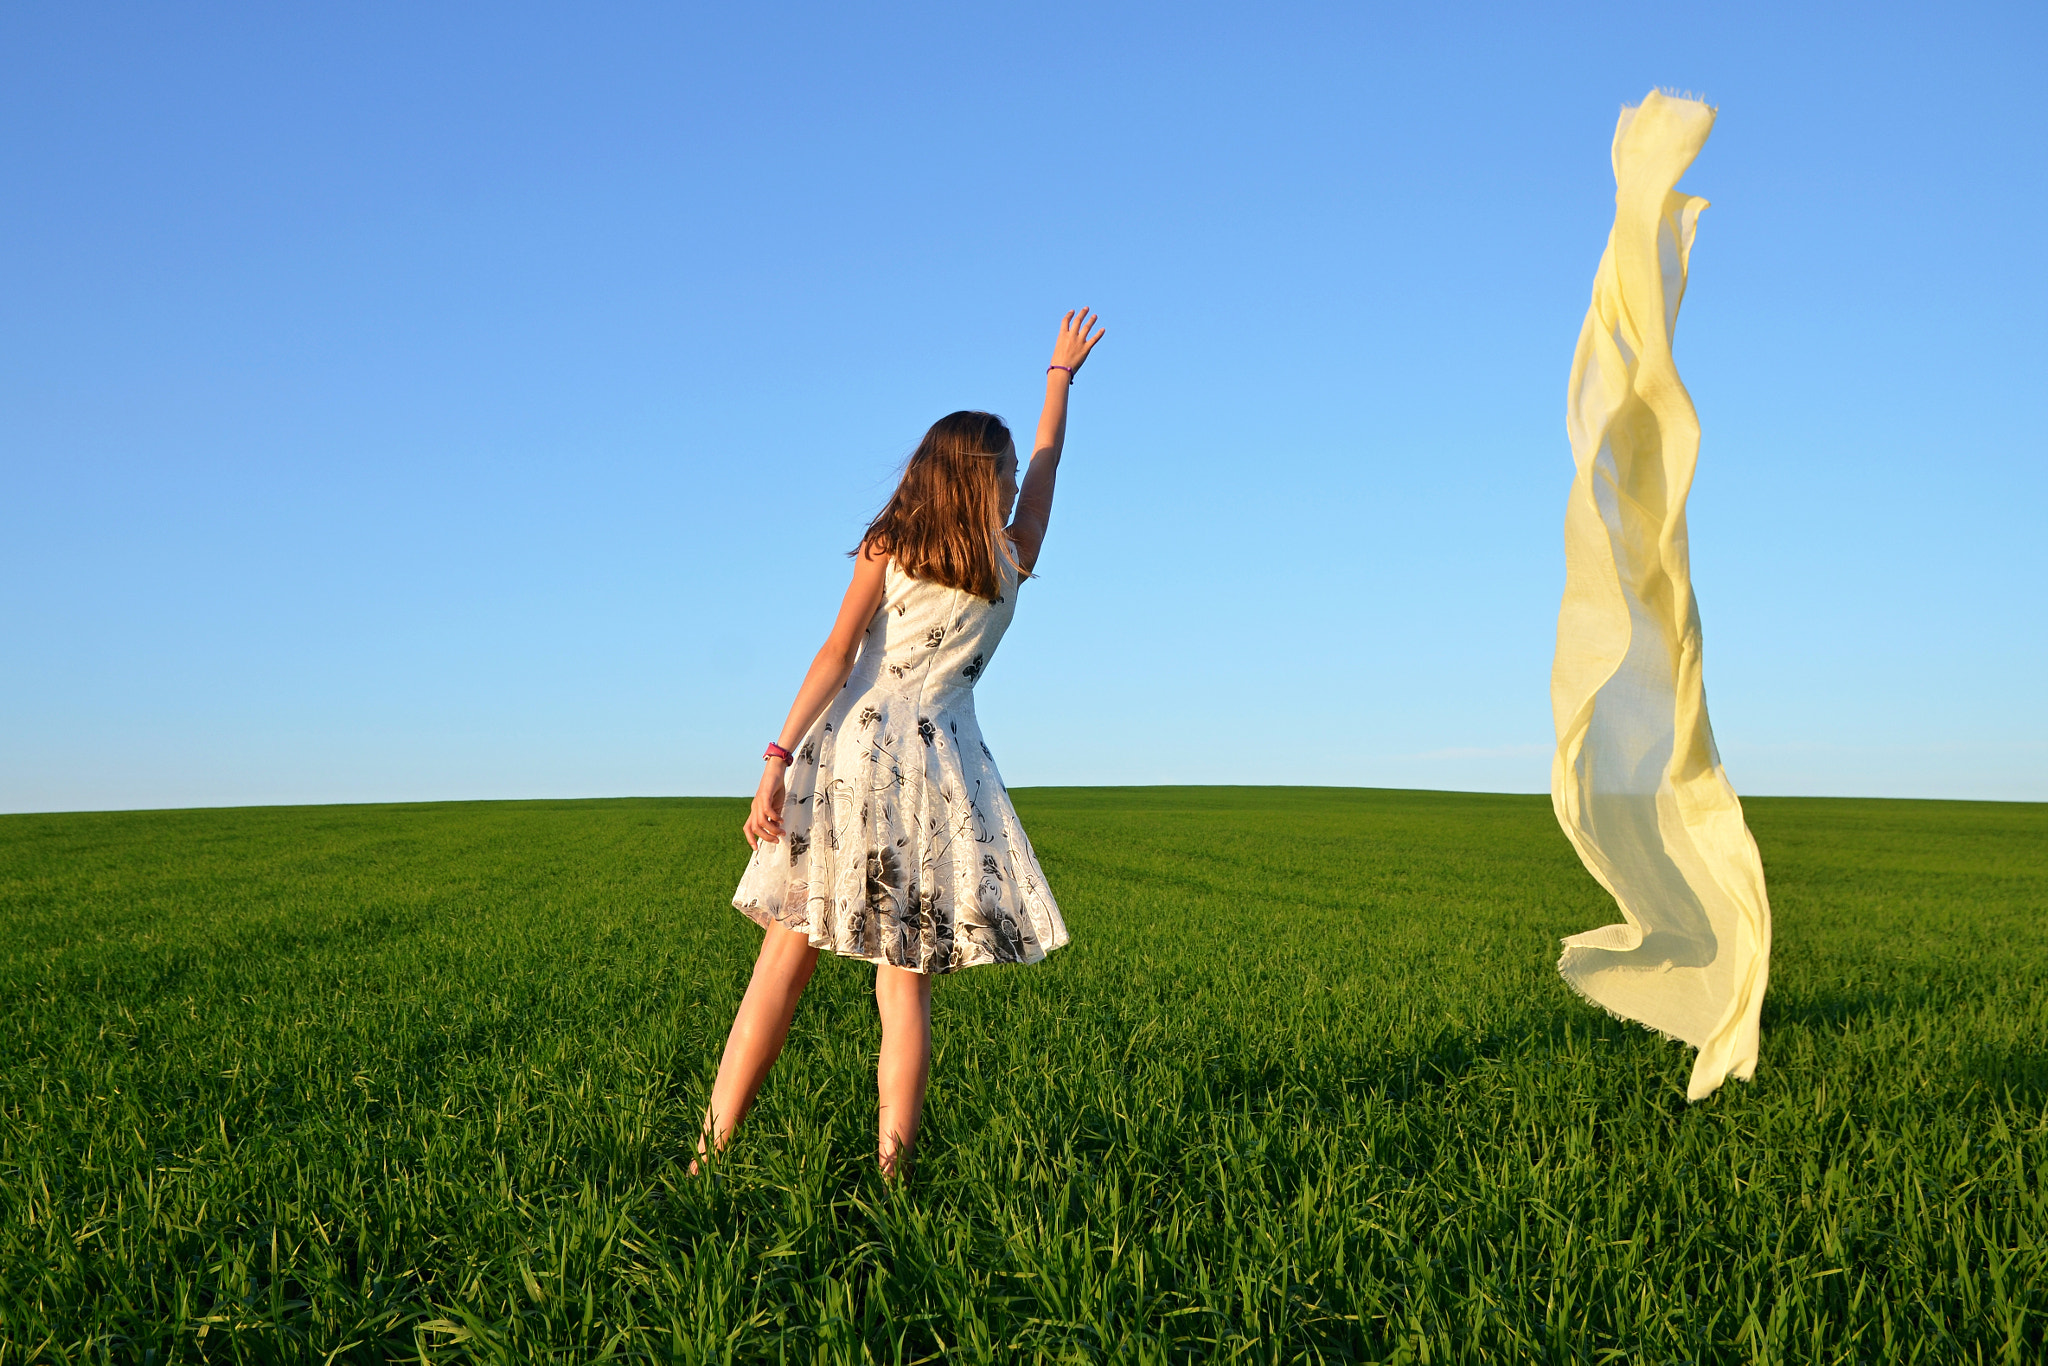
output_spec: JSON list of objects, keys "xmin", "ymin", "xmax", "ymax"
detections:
[{"xmin": 1552, "ymin": 91, "xmax": 1772, "ymax": 1102}]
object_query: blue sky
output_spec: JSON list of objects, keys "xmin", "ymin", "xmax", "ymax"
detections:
[{"xmin": 3, "ymin": 2, "xmax": 2042, "ymax": 812}]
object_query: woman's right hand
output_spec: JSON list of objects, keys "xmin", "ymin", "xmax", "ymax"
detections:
[
  {"xmin": 744, "ymin": 761, "xmax": 788, "ymax": 848},
  {"xmin": 1049, "ymin": 308, "xmax": 1105, "ymax": 376}
]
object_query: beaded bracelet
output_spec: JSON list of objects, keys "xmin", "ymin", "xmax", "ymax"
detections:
[
  {"xmin": 764, "ymin": 742, "xmax": 794, "ymax": 764},
  {"xmin": 1047, "ymin": 364, "xmax": 1077, "ymax": 380}
]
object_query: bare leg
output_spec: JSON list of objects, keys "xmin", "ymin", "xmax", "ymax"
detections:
[
  {"xmin": 874, "ymin": 963, "xmax": 934, "ymax": 1179},
  {"xmin": 695, "ymin": 921, "xmax": 821, "ymax": 1170}
]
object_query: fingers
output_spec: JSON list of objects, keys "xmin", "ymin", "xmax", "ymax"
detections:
[
  {"xmin": 1050, "ymin": 308, "xmax": 1104, "ymax": 370},
  {"xmin": 743, "ymin": 806, "xmax": 785, "ymax": 847}
]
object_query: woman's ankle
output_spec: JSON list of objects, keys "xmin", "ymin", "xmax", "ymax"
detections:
[{"xmin": 877, "ymin": 1138, "xmax": 915, "ymax": 1181}]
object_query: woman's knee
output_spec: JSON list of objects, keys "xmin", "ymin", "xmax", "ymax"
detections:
[
  {"xmin": 756, "ymin": 922, "xmax": 821, "ymax": 986},
  {"xmin": 874, "ymin": 964, "xmax": 932, "ymax": 1013}
]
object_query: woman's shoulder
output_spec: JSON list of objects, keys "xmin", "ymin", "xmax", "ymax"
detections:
[{"xmin": 866, "ymin": 537, "xmax": 1014, "ymax": 601}]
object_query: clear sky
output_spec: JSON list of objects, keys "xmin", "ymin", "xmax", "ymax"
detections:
[{"xmin": 3, "ymin": 2, "xmax": 2043, "ymax": 813}]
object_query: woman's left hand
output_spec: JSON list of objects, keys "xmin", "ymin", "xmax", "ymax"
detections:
[{"xmin": 744, "ymin": 762, "xmax": 788, "ymax": 848}]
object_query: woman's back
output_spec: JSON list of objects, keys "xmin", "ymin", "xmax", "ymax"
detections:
[{"xmin": 847, "ymin": 558, "xmax": 1019, "ymax": 706}]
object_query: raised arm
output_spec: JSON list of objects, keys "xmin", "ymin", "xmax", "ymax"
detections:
[
  {"xmin": 1008, "ymin": 308, "xmax": 1105, "ymax": 573},
  {"xmin": 743, "ymin": 541, "xmax": 888, "ymax": 848}
]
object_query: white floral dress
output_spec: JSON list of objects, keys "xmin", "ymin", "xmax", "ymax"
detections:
[{"xmin": 732, "ymin": 555, "xmax": 1069, "ymax": 973}]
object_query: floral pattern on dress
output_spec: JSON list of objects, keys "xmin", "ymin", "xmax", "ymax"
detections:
[{"xmin": 732, "ymin": 556, "xmax": 1068, "ymax": 974}]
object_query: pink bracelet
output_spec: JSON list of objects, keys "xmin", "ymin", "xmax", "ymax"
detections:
[
  {"xmin": 764, "ymin": 742, "xmax": 793, "ymax": 764},
  {"xmin": 1047, "ymin": 364, "xmax": 1076, "ymax": 380}
]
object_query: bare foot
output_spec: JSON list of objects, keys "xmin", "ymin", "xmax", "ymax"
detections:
[
  {"xmin": 877, "ymin": 1142, "xmax": 914, "ymax": 1183},
  {"xmin": 688, "ymin": 1125, "xmax": 724, "ymax": 1177}
]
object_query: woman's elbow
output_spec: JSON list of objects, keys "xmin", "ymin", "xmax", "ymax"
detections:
[{"xmin": 818, "ymin": 641, "xmax": 861, "ymax": 677}]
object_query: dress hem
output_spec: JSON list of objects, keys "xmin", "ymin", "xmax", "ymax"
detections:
[{"xmin": 732, "ymin": 898, "xmax": 1069, "ymax": 976}]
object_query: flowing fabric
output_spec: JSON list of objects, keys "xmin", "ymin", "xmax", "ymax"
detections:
[{"xmin": 1552, "ymin": 91, "xmax": 1772, "ymax": 1102}]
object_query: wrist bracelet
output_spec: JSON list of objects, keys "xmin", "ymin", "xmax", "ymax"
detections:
[
  {"xmin": 1046, "ymin": 364, "xmax": 1076, "ymax": 380},
  {"xmin": 764, "ymin": 742, "xmax": 794, "ymax": 764}
]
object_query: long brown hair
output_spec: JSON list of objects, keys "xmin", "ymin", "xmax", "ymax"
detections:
[{"xmin": 857, "ymin": 410, "xmax": 1015, "ymax": 600}]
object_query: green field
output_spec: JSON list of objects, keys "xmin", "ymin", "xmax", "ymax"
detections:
[{"xmin": 2, "ymin": 788, "xmax": 2043, "ymax": 1363}]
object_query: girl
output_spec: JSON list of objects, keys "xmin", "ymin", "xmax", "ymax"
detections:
[{"xmin": 702, "ymin": 309, "xmax": 1106, "ymax": 1179}]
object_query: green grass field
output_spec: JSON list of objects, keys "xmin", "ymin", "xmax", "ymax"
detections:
[{"xmin": 2, "ymin": 787, "xmax": 2043, "ymax": 1364}]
